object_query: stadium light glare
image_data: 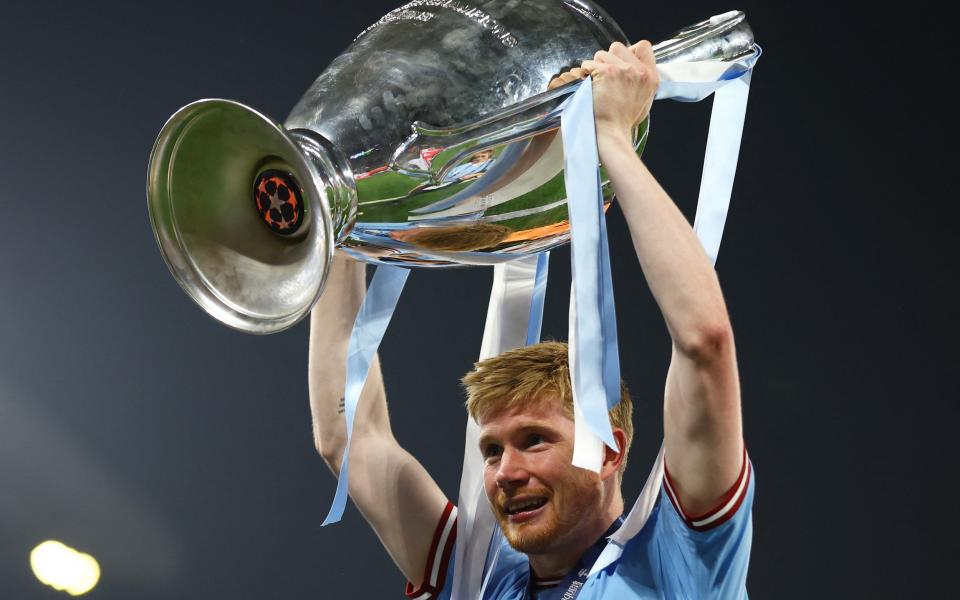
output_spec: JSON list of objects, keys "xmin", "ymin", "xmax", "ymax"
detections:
[{"xmin": 30, "ymin": 540, "xmax": 100, "ymax": 596}]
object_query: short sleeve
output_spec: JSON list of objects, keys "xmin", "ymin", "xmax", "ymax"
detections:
[
  {"xmin": 656, "ymin": 447, "xmax": 754, "ymax": 598},
  {"xmin": 405, "ymin": 502, "xmax": 458, "ymax": 600},
  {"xmin": 662, "ymin": 445, "xmax": 752, "ymax": 532}
]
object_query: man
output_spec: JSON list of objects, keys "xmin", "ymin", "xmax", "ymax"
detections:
[
  {"xmin": 444, "ymin": 148, "xmax": 496, "ymax": 182},
  {"xmin": 308, "ymin": 40, "xmax": 752, "ymax": 598}
]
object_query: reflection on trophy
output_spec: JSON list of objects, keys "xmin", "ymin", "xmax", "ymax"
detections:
[
  {"xmin": 146, "ymin": 0, "xmax": 757, "ymax": 333},
  {"xmin": 393, "ymin": 222, "xmax": 513, "ymax": 252}
]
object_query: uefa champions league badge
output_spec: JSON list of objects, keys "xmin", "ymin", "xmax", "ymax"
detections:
[{"xmin": 253, "ymin": 170, "xmax": 304, "ymax": 236}]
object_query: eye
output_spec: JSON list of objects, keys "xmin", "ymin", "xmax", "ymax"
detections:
[
  {"xmin": 482, "ymin": 444, "xmax": 503, "ymax": 460},
  {"xmin": 525, "ymin": 433, "xmax": 546, "ymax": 448}
]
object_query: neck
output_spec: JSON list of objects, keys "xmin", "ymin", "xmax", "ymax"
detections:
[{"xmin": 528, "ymin": 490, "xmax": 623, "ymax": 579}]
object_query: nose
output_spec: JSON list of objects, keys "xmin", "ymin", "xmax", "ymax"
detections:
[{"xmin": 495, "ymin": 446, "xmax": 530, "ymax": 490}]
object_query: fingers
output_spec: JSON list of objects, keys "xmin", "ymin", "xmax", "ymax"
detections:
[
  {"xmin": 562, "ymin": 39, "xmax": 656, "ymax": 84},
  {"xmin": 592, "ymin": 47, "xmax": 622, "ymax": 65},
  {"xmin": 608, "ymin": 41, "xmax": 639, "ymax": 66},
  {"xmin": 548, "ymin": 67, "xmax": 588, "ymax": 90},
  {"xmin": 579, "ymin": 59, "xmax": 598, "ymax": 74},
  {"xmin": 581, "ymin": 47, "xmax": 631, "ymax": 82},
  {"xmin": 582, "ymin": 59, "xmax": 616, "ymax": 84},
  {"xmin": 621, "ymin": 40, "xmax": 659, "ymax": 89},
  {"xmin": 629, "ymin": 40, "xmax": 655, "ymax": 67}
]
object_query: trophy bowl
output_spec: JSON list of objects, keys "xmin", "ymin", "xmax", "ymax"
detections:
[{"xmin": 147, "ymin": 1, "xmax": 755, "ymax": 333}]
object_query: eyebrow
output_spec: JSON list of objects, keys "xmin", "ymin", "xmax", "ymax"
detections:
[
  {"xmin": 478, "ymin": 423, "xmax": 555, "ymax": 449},
  {"xmin": 477, "ymin": 433, "xmax": 498, "ymax": 450}
]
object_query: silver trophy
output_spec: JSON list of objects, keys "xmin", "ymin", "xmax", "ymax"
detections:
[{"xmin": 147, "ymin": 1, "xmax": 756, "ymax": 333}]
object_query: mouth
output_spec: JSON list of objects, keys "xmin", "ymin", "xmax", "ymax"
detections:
[{"xmin": 502, "ymin": 496, "xmax": 548, "ymax": 523}]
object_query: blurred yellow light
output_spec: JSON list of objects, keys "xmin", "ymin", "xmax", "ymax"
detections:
[{"xmin": 30, "ymin": 540, "xmax": 100, "ymax": 596}]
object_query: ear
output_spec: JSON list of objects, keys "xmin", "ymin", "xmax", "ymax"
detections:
[{"xmin": 600, "ymin": 428, "xmax": 627, "ymax": 482}]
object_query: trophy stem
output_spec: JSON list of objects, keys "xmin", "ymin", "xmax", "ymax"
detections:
[{"xmin": 288, "ymin": 129, "xmax": 358, "ymax": 247}]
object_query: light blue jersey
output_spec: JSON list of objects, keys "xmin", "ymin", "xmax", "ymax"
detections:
[{"xmin": 407, "ymin": 456, "xmax": 754, "ymax": 600}]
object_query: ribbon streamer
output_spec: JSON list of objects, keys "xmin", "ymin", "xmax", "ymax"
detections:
[
  {"xmin": 322, "ymin": 264, "xmax": 410, "ymax": 526},
  {"xmin": 330, "ymin": 45, "xmax": 760, "ymax": 597},
  {"xmin": 563, "ymin": 77, "xmax": 622, "ymax": 473},
  {"xmin": 525, "ymin": 252, "xmax": 550, "ymax": 346},
  {"xmin": 590, "ymin": 57, "xmax": 757, "ymax": 576},
  {"xmin": 453, "ymin": 254, "xmax": 549, "ymax": 599}
]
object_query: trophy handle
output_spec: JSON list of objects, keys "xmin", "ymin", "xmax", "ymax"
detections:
[
  {"xmin": 390, "ymin": 84, "xmax": 573, "ymax": 182},
  {"xmin": 388, "ymin": 11, "xmax": 756, "ymax": 212},
  {"xmin": 653, "ymin": 11, "xmax": 756, "ymax": 64}
]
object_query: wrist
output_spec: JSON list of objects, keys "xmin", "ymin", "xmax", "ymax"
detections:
[{"xmin": 596, "ymin": 127, "xmax": 635, "ymax": 163}]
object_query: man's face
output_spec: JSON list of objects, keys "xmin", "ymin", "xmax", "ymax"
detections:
[
  {"xmin": 478, "ymin": 399, "xmax": 603, "ymax": 555},
  {"xmin": 470, "ymin": 149, "xmax": 494, "ymax": 164}
]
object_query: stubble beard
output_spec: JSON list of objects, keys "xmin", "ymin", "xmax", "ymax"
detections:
[{"xmin": 491, "ymin": 473, "xmax": 603, "ymax": 556}]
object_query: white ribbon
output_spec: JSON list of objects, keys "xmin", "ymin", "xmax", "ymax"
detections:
[{"xmin": 452, "ymin": 254, "xmax": 549, "ymax": 600}]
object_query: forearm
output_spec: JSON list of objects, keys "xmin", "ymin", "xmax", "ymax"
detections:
[
  {"xmin": 578, "ymin": 40, "xmax": 742, "ymax": 512},
  {"xmin": 600, "ymin": 135, "xmax": 732, "ymax": 358},
  {"xmin": 308, "ymin": 254, "xmax": 392, "ymax": 469},
  {"xmin": 603, "ymin": 137, "xmax": 743, "ymax": 508},
  {"xmin": 307, "ymin": 256, "xmax": 448, "ymax": 585}
]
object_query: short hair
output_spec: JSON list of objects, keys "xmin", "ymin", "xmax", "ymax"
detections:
[{"xmin": 461, "ymin": 341, "xmax": 634, "ymax": 476}]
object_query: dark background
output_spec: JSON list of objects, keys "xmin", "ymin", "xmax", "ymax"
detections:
[{"xmin": 0, "ymin": 0, "xmax": 953, "ymax": 598}]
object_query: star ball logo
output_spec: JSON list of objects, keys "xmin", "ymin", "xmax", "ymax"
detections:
[{"xmin": 254, "ymin": 170, "xmax": 304, "ymax": 235}]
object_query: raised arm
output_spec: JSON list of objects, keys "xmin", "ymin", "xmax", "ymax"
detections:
[
  {"xmin": 579, "ymin": 42, "xmax": 743, "ymax": 515},
  {"xmin": 308, "ymin": 253, "xmax": 450, "ymax": 588}
]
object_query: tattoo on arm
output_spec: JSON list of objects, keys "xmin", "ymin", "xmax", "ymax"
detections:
[{"xmin": 337, "ymin": 398, "xmax": 345, "ymax": 415}]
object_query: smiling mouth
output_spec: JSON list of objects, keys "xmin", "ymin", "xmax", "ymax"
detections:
[{"xmin": 504, "ymin": 497, "xmax": 548, "ymax": 517}]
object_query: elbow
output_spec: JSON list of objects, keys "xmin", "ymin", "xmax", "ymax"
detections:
[
  {"xmin": 675, "ymin": 319, "xmax": 734, "ymax": 364},
  {"xmin": 313, "ymin": 424, "xmax": 346, "ymax": 475},
  {"xmin": 318, "ymin": 445, "xmax": 345, "ymax": 477}
]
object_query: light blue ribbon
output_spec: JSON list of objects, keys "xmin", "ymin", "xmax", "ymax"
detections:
[
  {"xmin": 589, "ymin": 57, "xmax": 758, "ymax": 577},
  {"xmin": 693, "ymin": 68, "xmax": 753, "ymax": 265},
  {"xmin": 525, "ymin": 251, "xmax": 550, "ymax": 346},
  {"xmin": 322, "ymin": 264, "xmax": 410, "ymax": 526},
  {"xmin": 324, "ymin": 47, "xmax": 758, "ymax": 533},
  {"xmin": 655, "ymin": 48, "xmax": 760, "ymax": 102},
  {"xmin": 561, "ymin": 76, "xmax": 620, "ymax": 451}
]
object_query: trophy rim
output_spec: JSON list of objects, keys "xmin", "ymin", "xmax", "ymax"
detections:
[{"xmin": 146, "ymin": 98, "xmax": 335, "ymax": 334}]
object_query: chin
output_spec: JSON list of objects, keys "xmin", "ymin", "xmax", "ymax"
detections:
[
  {"xmin": 494, "ymin": 501, "xmax": 567, "ymax": 555},
  {"xmin": 490, "ymin": 472, "xmax": 605, "ymax": 555},
  {"xmin": 501, "ymin": 518, "xmax": 560, "ymax": 554}
]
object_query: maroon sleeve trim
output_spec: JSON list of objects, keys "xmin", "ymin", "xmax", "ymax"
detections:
[
  {"xmin": 405, "ymin": 502, "xmax": 458, "ymax": 599},
  {"xmin": 663, "ymin": 445, "xmax": 751, "ymax": 532}
]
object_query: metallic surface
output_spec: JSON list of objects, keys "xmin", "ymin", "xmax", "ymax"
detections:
[
  {"xmin": 147, "ymin": 1, "xmax": 756, "ymax": 332},
  {"xmin": 147, "ymin": 100, "xmax": 334, "ymax": 333},
  {"xmin": 652, "ymin": 10, "xmax": 754, "ymax": 63},
  {"xmin": 284, "ymin": 0, "xmax": 634, "ymax": 269}
]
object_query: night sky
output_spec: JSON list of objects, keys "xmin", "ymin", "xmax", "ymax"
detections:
[{"xmin": 0, "ymin": 1, "xmax": 953, "ymax": 598}]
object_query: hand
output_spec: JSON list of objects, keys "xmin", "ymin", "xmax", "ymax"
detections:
[
  {"xmin": 549, "ymin": 41, "xmax": 659, "ymax": 153},
  {"xmin": 547, "ymin": 66, "xmax": 588, "ymax": 90}
]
